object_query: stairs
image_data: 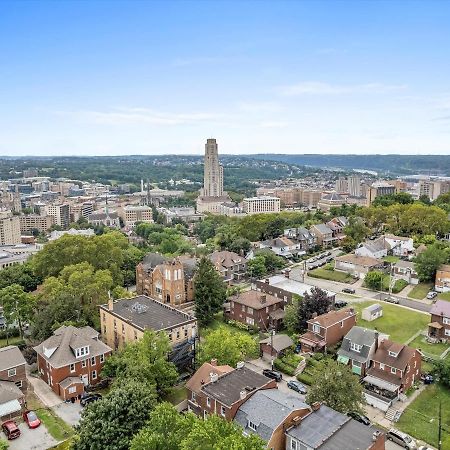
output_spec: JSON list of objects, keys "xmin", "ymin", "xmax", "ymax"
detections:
[{"xmin": 385, "ymin": 406, "xmax": 402, "ymax": 422}]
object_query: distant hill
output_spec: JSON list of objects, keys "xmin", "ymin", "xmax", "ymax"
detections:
[{"xmin": 249, "ymin": 154, "xmax": 450, "ymax": 176}]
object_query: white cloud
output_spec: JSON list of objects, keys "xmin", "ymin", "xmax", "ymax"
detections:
[
  {"xmin": 278, "ymin": 81, "xmax": 407, "ymax": 96},
  {"xmin": 258, "ymin": 121, "xmax": 289, "ymax": 128},
  {"xmin": 237, "ymin": 101, "xmax": 282, "ymax": 113}
]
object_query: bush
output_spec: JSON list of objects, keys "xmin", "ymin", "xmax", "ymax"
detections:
[
  {"xmin": 296, "ymin": 373, "xmax": 313, "ymax": 385},
  {"xmin": 280, "ymin": 352, "xmax": 303, "ymax": 369},
  {"xmin": 0, "ymin": 328, "xmax": 20, "ymax": 339},
  {"xmin": 312, "ymin": 353, "xmax": 324, "ymax": 361},
  {"xmin": 392, "ymin": 279, "xmax": 408, "ymax": 293},
  {"xmin": 274, "ymin": 358, "xmax": 296, "ymax": 376}
]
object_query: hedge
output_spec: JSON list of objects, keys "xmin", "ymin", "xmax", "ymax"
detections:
[
  {"xmin": 296, "ymin": 373, "xmax": 313, "ymax": 385},
  {"xmin": 274, "ymin": 358, "xmax": 296, "ymax": 376}
]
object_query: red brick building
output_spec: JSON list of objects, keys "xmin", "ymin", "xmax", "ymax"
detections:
[
  {"xmin": 34, "ymin": 325, "xmax": 112, "ymax": 400},
  {"xmin": 0, "ymin": 345, "xmax": 27, "ymax": 392},
  {"xmin": 428, "ymin": 300, "xmax": 450, "ymax": 342},
  {"xmin": 225, "ymin": 290, "xmax": 285, "ymax": 331},
  {"xmin": 299, "ymin": 308, "xmax": 357, "ymax": 353}
]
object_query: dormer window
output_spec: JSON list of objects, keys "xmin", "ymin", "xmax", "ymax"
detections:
[
  {"xmin": 75, "ymin": 346, "xmax": 90, "ymax": 358},
  {"xmin": 388, "ymin": 351, "xmax": 398, "ymax": 357},
  {"xmin": 350, "ymin": 342, "xmax": 362, "ymax": 352}
]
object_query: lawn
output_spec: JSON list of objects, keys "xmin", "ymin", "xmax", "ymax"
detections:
[
  {"xmin": 200, "ymin": 312, "xmax": 256, "ymax": 338},
  {"xmin": 397, "ymin": 383, "xmax": 450, "ymax": 448},
  {"xmin": 438, "ymin": 292, "xmax": 450, "ymax": 302},
  {"xmin": 353, "ymin": 301, "xmax": 429, "ymax": 344},
  {"xmin": 309, "ymin": 267, "xmax": 353, "ymax": 283},
  {"xmin": 0, "ymin": 335, "xmax": 23, "ymax": 348},
  {"xmin": 164, "ymin": 386, "xmax": 188, "ymax": 405},
  {"xmin": 383, "ymin": 255, "xmax": 400, "ymax": 263},
  {"xmin": 408, "ymin": 282, "xmax": 433, "ymax": 300},
  {"xmin": 408, "ymin": 334, "xmax": 450, "ymax": 358}
]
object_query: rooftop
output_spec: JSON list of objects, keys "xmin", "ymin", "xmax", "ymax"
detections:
[
  {"xmin": 430, "ymin": 300, "xmax": 450, "ymax": 318},
  {"xmin": 335, "ymin": 253, "xmax": 382, "ymax": 267},
  {"xmin": 185, "ymin": 361, "xmax": 233, "ymax": 394},
  {"xmin": 0, "ymin": 346, "xmax": 26, "ymax": 371},
  {"xmin": 230, "ymin": 290, "xmax": 284, "ymax": 310},
  {"xmin": 308, "ymin": 308, "xmax": 356, "ymax": 328}
]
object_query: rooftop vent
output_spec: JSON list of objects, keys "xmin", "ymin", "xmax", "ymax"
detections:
[{"xmin": 131, "ymin": 302, "xmax": 148, "ymax": 314}]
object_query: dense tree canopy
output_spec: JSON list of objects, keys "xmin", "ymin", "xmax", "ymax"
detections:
[
  {"xmin": 297, "ymin": 287, "xmax": 332, "ymax": 331},
  {"xmin": 0, "ymin": 262, "xmax": 42, "ymax": 292},
  {"xmin": 0, "ymin": 284, "xmax": 34, "ymax": 337},
  {"xmin": 414, "ymin": 242, "xmax": 450, "ymax": 282}
]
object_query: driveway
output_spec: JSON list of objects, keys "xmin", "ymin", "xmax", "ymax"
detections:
[
  {"xmin": 52, "ymin": 401, "xmax": 83, "ymax": 426},
  {"xmin": 27, "ymin": 374, "xmax": 62, "ymax": 408},
  {"xmin": 5, "ymin": 421, "xmax": 58, "ymax": 450}
]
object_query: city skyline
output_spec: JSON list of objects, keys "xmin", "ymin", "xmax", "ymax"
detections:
[{"xmin": 1, "ymin": 1, "xmax": 450, "ymax": 156}]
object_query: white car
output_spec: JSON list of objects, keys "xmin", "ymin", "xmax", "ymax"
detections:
[
  {"xmin": 426, "ymin": 291, "xmax": 438, "ymax": 300},
  {"xmin": 387, "ymin": 429, "xmax": 416, "ymax": 449}
]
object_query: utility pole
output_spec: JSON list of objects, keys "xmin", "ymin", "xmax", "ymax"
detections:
[
  {"xmin": 438, "ymin": 399, "xmax": 442, "ymax": 450},
  {"xmin": 270, "ymin": 328, "xmax": 275, "ymax": 370}
]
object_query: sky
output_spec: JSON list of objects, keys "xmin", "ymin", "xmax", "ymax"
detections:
[{"xmin": 1, "ymin": 0, "xmax": 450, "ymax": 156}]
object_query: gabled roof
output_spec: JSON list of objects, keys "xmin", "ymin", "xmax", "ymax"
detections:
[
  {"xmin": 312, "ymin": 224, "xmax": 333, "ymax": 235},
  {"xmin": 260, "ymin": 334, "xmax": 293, "ymax": 352},
  {"xmin": 338, "ymin": 327, "xmax": 376, "ymax": 363},
  {"xmin": 230, "ymin": 290, "xmax": 284, "ymax": 310},
  {"xmin": 371, "ymin": 339, "xmax": 415, "ymax": 370},
  {"xmin": 335, "ymin": 253, "xmax": 382, "ymax": 268},
  {"xmin": 0, "ymin": 381, "xmax": 24, "ymax": 404},
  {"xmin": 0, "ymin": 346, "xmax": 26, "ymax": 371},
  {"xmin": 210, "ymin": 251, "xmax": 247, "ymax": 268},
  {"xmin": 185, "ymin": 361, "xmax": 233, "ymax": 394},
  {"xmin": 307, "ymin": 308, "xmax": 356, "ymax": 328},
  {"xmin": 359, "ymin": 236, "xmax": 391, "ymax": 254},
  {"xmin": 430, "ymin": 300, "xmax": 450, "ymax": 318},
  {"xmin": 34, "ymin": 325, "xmax": 112, "ymax": 369},
  {"xmin": 141, "ymin": 252, "xmax": 167, "ymax": 270}
]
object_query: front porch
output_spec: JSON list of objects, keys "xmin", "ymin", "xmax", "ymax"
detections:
[{"xmin": 299, "ymin": 331, "xmax": 326, "ymax": 353}]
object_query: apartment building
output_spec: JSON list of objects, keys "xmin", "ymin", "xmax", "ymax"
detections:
[
  {"xmin": 45, "ymin": 203, "xmax": 70, "ymax": 228},
  {"xmin": 123, "ymin": 205, "xmax": 152, "ymax": 228},
  {"xmin": 69, "ymin": 202, "xmax": 94, "ymax": 222},
  {"xmin": 19, "ymin": 214, "xmax": 55, "ymax": 233},
  {"xmin": 0, "ymin": 212, "xmax": 21, "ymax": 245},
  {"xmin": 242, "ymin": 196, "xmax": 281, "ymax": 214},
  {"xmin": 366, "ymin": 182, "xmax": 396, "ymax": 205}
]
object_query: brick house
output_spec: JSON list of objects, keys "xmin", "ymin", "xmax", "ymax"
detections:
[
  {"xmin": 299, "ymin": 308, "xmax": 357, "ymax": 353},
  {"xmin": 363, "ymin": 339, "xmax": 421, "ymax": 411},
  {"xmin": 187, "ymin": 363, "xmax": 276, "ymax": 420},
  {"xmin": 33, "ymin": 325, "xmax": 112, "ymax": 400},
  {"xmin": 435, "ymin": 264, "xmax": 450, "ymax": 293},
  {"xmin": 428, "ymin": 300, "xmax": 450, "ymax": 342},
  {"xmin": 310, "ymin": 224, "xmax": 336, "ymax": 247},
  {"xmin": 283, "ymin": 227, "xmax": 317, "ymax": 252},
  {"xmin": 0, "ymin": 345, "xmax": 27, "ymax": 391},
  {"xmin": 136, "ymin": 252, "xmax": 196, "ymax": 306},
  {"xmin": 225, "ymin": 290, "xmax": 285, "ymax": 331},
  {"xmin": 209, "ymin": 251, "xmax": 248, "ymax": 282}
]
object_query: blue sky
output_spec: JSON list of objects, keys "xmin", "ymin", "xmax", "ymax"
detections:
[{"xmin": 1, "ymin": 0, "xmax": 450, "ymax": 156}]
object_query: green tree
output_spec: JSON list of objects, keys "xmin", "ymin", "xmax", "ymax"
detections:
[
  {"xmin": 306, "ymin": 359, "xmax": 364, "ymax": 413},
  {"xmin": 0, "ymin": 262, "xmax": 42, "ymax": 292},
  {"xmin": 415, "ymin": 243, "xmax": 449, "ymax": 282},
  {"xmin": 284, "ymin": 295, "xmax": 301, "ymax": 334},
  {"xmin": 297, "ymin": 287, "xmax": 332, "ymax": 331},
  {"xmin": 363, "ymin": 270, "xmax": 385, "ymax": 290},
  {"xmin": 0, "ymin": 284, "xmax": 34, "ymax": 338},
  {"xmin": 432, "ymin": 359, "xmax": 450, "ymax": 388},
  {"xmin": 0, "ymin": 439, "xmax": 8, "ymax": 450},
  {"xmin": 73, "ymin": 379, "xmax": 157, "ymax": 450},
  {"xmin": 102, "ymin": 330, "xmax": 178, "ymax": 398},
  {"xmin": 247, "ymin": 256, "xmax": 267, "ymax": 278},
  {"xmin": 199, "ymin": 326, "xmax": 258, "ymax": 367},
  {"xmin": 193, "ymin": 257, "xmax": 227, "ymax": 324}
]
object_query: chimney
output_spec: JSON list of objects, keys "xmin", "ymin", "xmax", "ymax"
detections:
[
  {"xmin": 284, "ymin": 268, "xmax": 291, "ymax": 279},
  {"xmin": 374, "ymin": 329, "xmax": 379, "ymax": 353},
  {"xmin": 311, "ymin": 402, "xmax": 321, "ymax": 411},
  {"xmin": 265, "ymin": 278, "xmax": 270, "ymax": 284},
  {"xmin": 210, "ymin": 358, "xmax": 217, "ymax": 366},
  {"xmin": 240, "ymin": 390, "xmax": 247, "ymax": 400},
  {"xmin": 108, "ymin": 291, "xmax": 114, "ymax": 311},
  {"xmin": 210, "ymin": 372, "xmax": 219, "ymax": 383},
  {"xmin": 260, "ymin": 294, "xmax": 266, "ymax": 304}
]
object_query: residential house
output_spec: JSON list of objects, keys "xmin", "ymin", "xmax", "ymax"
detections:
[
  {"xmin": 260, "ymin": 334, "xmax": 294, "ymax": 361},
  {"xmin": 209, "ymin": 251, "xmax": 248, "ymax": 282},
  {"xmin": 259, "ymin": 237, "xmax": 302, "ymax": 259},
  {"xmin": 337, "ymin": 327, "xmax": 381, "ymax": 376},
  {"xmin": 0, "ymin": 346, "xmax": 27, "ymax": 391},
  {"xmin": 435, "ymin": 264, "xmax": 450, "ymax": 293},
  {"xmin": 299, "ymin": 308, "xmax": 357, "ymax": 353},
  {"xmin": 283, "ymin": 227, "xmax": 317, "ymax": 252},
  {"xmin": 393, "ymin": 260, "xmax": 419, "ymax": 285},
  {"xmin": 384, "ymin": 234, "xmax": 414, "ymax": 257},
  {"xmin": 0, "ymin": 381, "xmax": 25, "ymax": 421},
  {"xmin": 363, "ymin": 339, "xmax": 421, "ymax": 411},
  {"xmin": 225, "ymin": 290, "xmax": 285, "ymax": 331},
  {"xmin": 286, "ymin": 402, "xmax": 385, "ymax": 450},
  {"xmin": 326, "ymin": 216, "xmax": 348, "ymax": 242},
  {"xmin": 428, "ymin": 300, "xmax": 450, "ymax": 342},
  {"xmin": 33, "ymin": 325, "xmax": 112, "ymax": 400},
  {"xmin": 234, "ymin": 389, "xmax": 311, "ymax": 450},
  {"xmin": 310, "ymin": 224, "xmax": 335, "ymax": 248},
  {"xmin": 100, "ymin": 295, "xmax": 197, "ymax": 369},
  {"xmin": 334, "ymin": 254, "xmax": 383, "ymax": 279},
  {"xmin": 136, "ymin": 252, "xmax": 197, "ymax": 305},
  {"xmin": 187, "ymin": 363, "xmax": 276, "ymax": 420},
  {"xmin": 355, "ymin": 237, "xmax": 390, "ymax": 259}
]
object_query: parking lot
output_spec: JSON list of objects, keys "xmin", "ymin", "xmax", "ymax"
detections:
[
  {"xmin": 4, "ymin": 421, "xmax": 58, "ymax": 450},
  {"xmin": 52, "ymin": 401, "xmax": 82, "ymax": 426}
]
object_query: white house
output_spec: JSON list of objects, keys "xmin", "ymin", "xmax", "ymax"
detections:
[{"xmin": 384, "ymin": 234, "xmax": 414, "ymax": 257}]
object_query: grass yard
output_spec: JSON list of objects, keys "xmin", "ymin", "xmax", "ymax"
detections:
[
  {"xmin": 408, "ymin": 334, "xmax": 449, "ymax": 358},
  {"xmin": 0, "ymin": 335, "xmax": 23, "ymax": 348},
  {"xmin": 438, "ymin": 292, "xmax": 450, "ymax": 302},
  {"xmin": 397, "ymin": 383, "xmax": 450, "ymax": 448},
  {"xmin": 408, "ymin": 282, "xmax": 433, "ymax": 300},
  {"xmin": 199, "ymin": 312, "xmax": 247, "ymax": 336},
  {"xmin": 383, "ymin": 255, "xmax": 400, "ymax": 263},
  {"xmin": 164, "ymin": 386, "xmax": 188, "ymax": 405},
  {"xmin": 353, "ymin": 301, "xmax": 429, "ymax": 344},
  {"xmin": 308, "ymin": 267, "xmax": 353, "ymax": 283}
]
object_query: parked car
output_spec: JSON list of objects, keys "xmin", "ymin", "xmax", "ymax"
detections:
[
  {"xmin": 287, "ymin": 380, "xmax": 307, "ymax": 394},
  {"xmin": 334, "ymin": 299, "xmax": 348, "ymax": 309},
  {"xmin": 386, "ymin": 429, "xmax": 416, "ymax": 449},
  {"xmin": 22, "ymin": 410, "xmax": 41, "ymax": 429},
  {"xmin": 342, "ymin": 288, "xmax": 355, "ymax": 294},
  {"xmin": 348, "ymin": 411, "xmax": 371, "ymax": 426},
  {"xmin": 2, "ymin": 420, "xmax": 21, "ymax": 440},
  {"xmin": 294, "ymin": 344, "xmax": 302, "ymax": 354},
  {"xmin": 426, "ymin": 291, "xmax": 438, "ymax": 300},
  {"xmin": 80, "ymin": 393, "xmax": 102, "ymax": 407},
  {"xmin": 262, "ymin": 369, "xmax": 282, "ymax": 382},
  {"xmin": 418, "ymin": 446, "xmax": 432, "ymax": 450},
  {"xmin": 421, "ymin": 373, "xmax": 434, "ymax": 384},
  {"xmin": 385, "ymin": 296, "xmax": 400, "ymax": 304},
  {"xmin": 86, "ymin": 378, "xmax": 110, "ymax": 392}
]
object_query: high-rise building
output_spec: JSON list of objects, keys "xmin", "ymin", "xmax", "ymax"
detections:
[
  {"xmin": 19, "ymin": 214, "xmax": 55, "ymax": 233},
  {"xmin": 242, "ymin": 196, "xmax": 281, "ymax": 214},
  {"xmin": 347, "ymin": 175, "xmax": 361, "ymax": 197},
  {"xmin": 200, "ymin": 138, "xmax": 224, "ymax": 197},
  {"xmin": 0, "ymin": 211, "xmax": 21, "ymax": 245},
  {"xmin": 335, "ymin": 177, "xmax": 348, "ymax": 193},
  {"xmin": 45, "ymin": 203, "xmax": 70, "ymax": 228}
]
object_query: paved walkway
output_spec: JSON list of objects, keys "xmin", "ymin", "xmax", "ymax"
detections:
[{"xmin": 27, "ymin": 373, "xmax": 62, "ymax": 408}]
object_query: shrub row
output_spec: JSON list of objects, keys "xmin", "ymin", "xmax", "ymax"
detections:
[
  {"xmin": 296, "ymin": 373, "xmax": 313, "ymax": 385},
  {"xmin": 274, "ymin": 358, "xmax": 296, "ymax": 376}
]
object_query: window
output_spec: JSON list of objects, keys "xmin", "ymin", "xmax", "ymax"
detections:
[
  {"xmin": 242, "ymin": 304, "xmax": 245, "ymax": 311},
  {"xmin": 81, "ymin": 360, "xmax": 87, "ymax": 368},
  {"xmin": 7, "ymin": 368, "xmax": 16, "ymax": 377},
  {"xmin": 100, "ymin": 354, "xmax": 105, "ymax": 363},
  {"xmin": 122, "ymin": 323, "xmax": 125, "ymax": 334},
  {"xmin": 103, "ymin": 326, "xmax": 107, "ymax": 333},
  {"xmin": 221, "ymin": 405, "xmax": 226, "ymax": 416},
  {"xmin": 443, "ymin": 317, "xmax": 450, "ymax": 325},
  {"xmin": 350, "ymin": 342, "xmax": 362, "ymax": 352},
  {"xmin": 246, "ymin": 317, "xmax": 255, "ymax": 326},
  {"xmin": 247, "ymin": 307, "xmax": 253, "ymax": 314},
  {"xmin": 70, "ymin": 363, "xmax": 75, "ymax": 373},
  {"xmin": 75, "ymin": 346, "xmax": 89, "ymax": 358},
  {"xmin": 340, "ymin": 321, "xmax": 344, "ymax": 328},
  {"xmin": 15, "ymin": 380, "xmax": 22, "ymax": 388},
  {"xmin": 92, "ymin": 370, "xmax": 97, "ymax": 380},
  {"xmin": 445, "ymin": 329, "xmax": 450, "ymax": 336},
  {"xmin": 391, "ymin": 367, "xmax": 397, "ymax": 374},
  {"xmin": 68, "ymin": 386, "xmax": 76, "ymax": 394},
  {"xmin": 134, "ymin": 330, "xmax": 138, "ymax": 340},
  {"xmin": 388, "ymin": 351, "xmax": 398, "ymax": 357},
  {"xmin": 248, "ymin": 420, "xmax": 257, "ymax": 431},
  {"xmin": 191, "ymin": 392, "xmax": 196, "ymax": 401},
  {"xmin": 380, "ymin": 363, "xmax": 385, "ymax": 370},
  {"xmin": 312, "ymin": 323, "xmax": 320, "ymax": 333},
  {"xmin": 184, "ymin": 328, "xmax": 188, "ymax": 337},
  {"xmin": 290, "ymin": 439, "xmax": 298, "ymax": 450},
  {"xmin": 206, "ymin": 397, "xmax": 211, "ymax": 407},
  {"xmin": 91, "ymin": 357, "xmax": 96, "ymax": 365},
  {"xmin": 169, "ymin": 333, "xmax": 173, "ymax": 341},
  {"xmin": 176, "ymin": 330, "xmax": 180, "ymax": 339}
]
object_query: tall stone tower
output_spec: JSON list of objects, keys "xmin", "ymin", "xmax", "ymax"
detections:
[{"xmin": 201, "ymin": 138, "xmax": 224, "ymax": 197}]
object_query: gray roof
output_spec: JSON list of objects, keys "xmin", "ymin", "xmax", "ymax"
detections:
[
  {"xmin": 234, "ymin": 389, "xmax": 308, "ymax": 442},
  {"xmin": 142, "ymin": 252, "xmax": 167, "ymax": 270},
  {"xmin": 0, "ymin": 381, "xmax": 23, "ymax": 404},
  {"xmin": 364, "ymin": 304, "xmax": 383, "ymax": 313},
  {"xmin": 59, "ymin": 377, "xmax": 84, "ymax": 389},
  {"xmin": 312, "ymin": 224, "xmax": 332, "ymax": 235},
  {"xmin": 34, "ymin": 325, "xmax": 112, "ymax": 369},
  {"xmin": 322, "ymin": 192, "xmax": 344, "ymax": 202},
  {"xmin": 201, "ymin": 366, "xmax": 271, "ymax": 407},
  {"xmin": 431, "ymin": 300, "xmax": 450, "ymax": 318},
  {"xmin": 337, "ymin": 326, "xmax": 376, "ymax": 364},
  {"xmin": 286, "ymin": 404, "xmax": 349, "ymax": 448},
  {"xmin": 260, "ymin": 334, "xmax": 294, "ymax": 352},
  {"xmin": 360, "ymin": 236, "xmax": 390, "ymax": 254},
  {"xmin": 0, "ymin": 346, "xmax": 26, "ymax": 371},
  {"xmin": 101, "ymin": 295, "xmax": 196, "ymax": 332},
  {"xmin": 394, "ymin": 260, "xmax": 415, "ymax": 270}
]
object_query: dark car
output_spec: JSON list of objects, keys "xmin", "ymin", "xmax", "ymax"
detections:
[
  {"xmin": 348, "ymin": 411, "xmax": 371, "ymax": 426},
  {"xmin": 287, "ymin": 380, "xmax": 307, "ymax": 394},
  {"xmin": 22, "ymin": 410, "xmax": 41, "ymax": 429},
  {"xmin": 80, "ymin": 393, "xmax": 102, "ymax": 407},
  {"xmin": 262, "ymin": 369, "xmax": 282, "ymax": 382},
  {"xmin": 2, "ymin": 420, "xmax": 21, "ymax": 440},
  {"xmin": 421, "ymin": 373, "xmax": 434, "ymax": 385},
  {"xmin": 334, "ymin": 299, "xmax": 348, "ymax": 309},
  {"xmin": 342, "ymin": 288, "xmax": 355, "ymax": 294}
]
